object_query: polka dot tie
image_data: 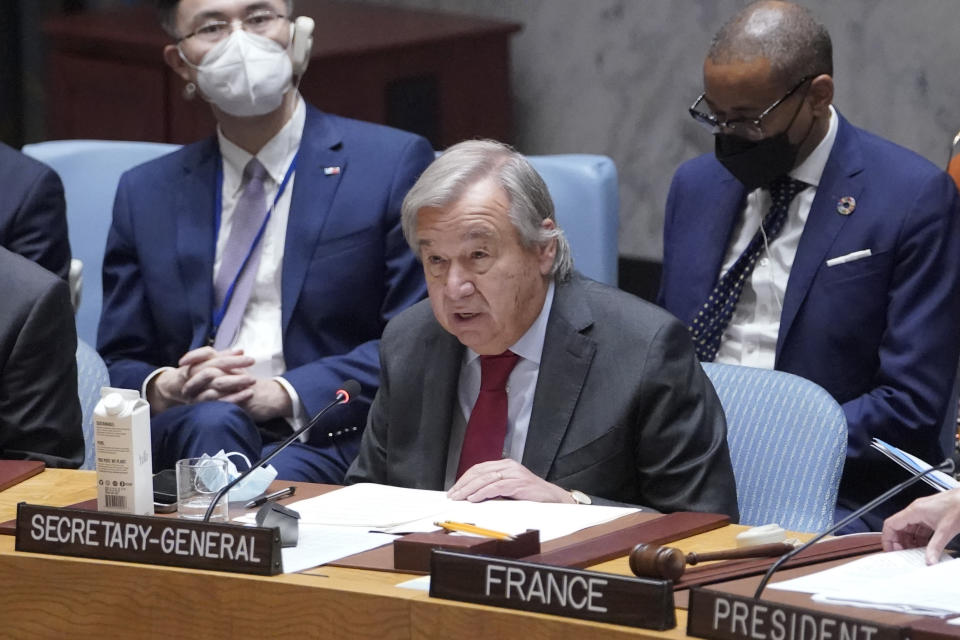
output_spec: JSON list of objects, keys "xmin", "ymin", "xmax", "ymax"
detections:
[{"xmin": 689, "ymin": 176, "xmax": 807, "ymax": 362}]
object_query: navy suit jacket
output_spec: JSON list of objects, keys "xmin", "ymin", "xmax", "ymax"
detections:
[
  {"xmin": 98, "ymin": 105, "xmax": 433, "ymax": 438},
  {"xmin": 347, "ymin": 274, "xmax": 740, "ymax": 519},
  {"xmin": 0, "ymin": 143, "xmax": 71, "ymax": 280},
  {"xmin": 659, "ymin": 113, "xmax": 960, "ymax": 523}
]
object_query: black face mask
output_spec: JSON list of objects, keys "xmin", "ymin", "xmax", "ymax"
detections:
[
  {"xmin": 713, "ymin": 84, "xmax": 816, "ymax": 190},
  {"xmin": 714, "ymin": 130, "xmax": 800, "ymax": 191}
]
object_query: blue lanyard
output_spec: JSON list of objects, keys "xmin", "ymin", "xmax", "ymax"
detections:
[{"xmin": 208, "ymin": 154, "xmax": 298, "ymax": 345}]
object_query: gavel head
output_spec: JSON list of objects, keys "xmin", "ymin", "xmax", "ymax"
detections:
[{"xmin": 629, "ymin": 543, "xmax": 685, "ymax": 581}]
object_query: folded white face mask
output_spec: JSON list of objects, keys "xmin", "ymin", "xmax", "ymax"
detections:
[
  {"xmin": 181, "ymin": 29, "xmax": 293, "ymax": 117},
  {"xmin": 196, "ymin": 450, "xmax": 278, "ymax": 501}
]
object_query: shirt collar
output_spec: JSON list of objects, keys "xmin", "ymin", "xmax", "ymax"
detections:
[
  {"xmin": 789, "ymin": 104, "xmax": 839, "ymax": 188},
  {"xmin": 464, "ymin": 280, "xmax": 555, "ymax": 366},
  {"xmin": 217, "ymin": 94, "xmax": 306, "ymax": 191}
]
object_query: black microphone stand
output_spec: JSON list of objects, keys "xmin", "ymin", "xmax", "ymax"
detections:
[
  {"xmin": 753, "ymin": 458, "xmax": 955, "ymax": 599},
  {"xmin": 202, "ymin": 380, "xmax": 359, "ymax": 522}
]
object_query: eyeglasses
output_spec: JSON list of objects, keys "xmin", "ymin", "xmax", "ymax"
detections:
[
  {"xmin": 179, "ymin": 9, "xmax": 287, "ymax": 44},
  {"xmin": 689, "ymin": 76, "xmax": 813, "ymax": 141}
]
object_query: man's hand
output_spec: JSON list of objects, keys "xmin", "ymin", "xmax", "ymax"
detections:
[
  {"xmin": 236, "ymin": 378, "xmax": 293, "ymax": 422},
  {"xmin": 447, "ymin": 459, "xmax": 576, "ymax": 503},
  {"xmin": 146, "ymin": 347, "xmax": 255, "ymax": 414},
  {"xmin": 881, "ymin": 489, "xmax": 960, "ymax": 564}
]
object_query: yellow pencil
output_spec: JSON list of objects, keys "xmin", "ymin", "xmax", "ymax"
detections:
[{"xmin": 434, "ymin": 520, "xmax": 515, "ymax": 541}]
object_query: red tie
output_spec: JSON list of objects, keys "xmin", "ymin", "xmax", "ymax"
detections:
[{"xmin": 456, "ymin": 351, "xmax": 520, "ymax": 479}]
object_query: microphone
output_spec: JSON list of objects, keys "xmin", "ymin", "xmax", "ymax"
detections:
[
  {"xmin": 202, "ymin": 379, "xmax": 361, "ymax": 522},
  {"xmin": 752, "ymin": 457, "xmax": 955, "ymax": 599}
]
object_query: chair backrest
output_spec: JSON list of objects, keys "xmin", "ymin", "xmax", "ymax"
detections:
[
  {"xmin": 526, "ymin": 154, "xmax": 619, "ymax": 286},
  {"xmin": 22, "ymin": 140, "xmax": 181, "ymax": 345},
  {"xmin": 702, "ymin": 362, "xmax": 847, "ymax": 533},
  {"xmin": 76, "ymin": 338, "xmax": 110, "ymax": 470},
  {"xmin": 25, "ymin": 142, "xmax": 620, "ymax": 343}
]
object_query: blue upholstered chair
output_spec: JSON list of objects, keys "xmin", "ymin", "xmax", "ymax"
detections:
[
  {"xmin": 28, "ymin": 143, "xmax": 619, "ymax": 344},
  {"xmin": 701, "ymin": 362, "xmax": 847, "ymax": 532},
  {"xmin": 76, "ymin": 338, "xmax": 110, "ymax": 470},
  {"xmin": 22, "ymin": 140, "xmax": 180, "ymax": 345},
  {"xmin": 525, "ymin": 154, "xmax": 620, "ymax": 286}
]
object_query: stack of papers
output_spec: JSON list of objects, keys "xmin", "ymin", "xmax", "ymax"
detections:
[
  {"xmin": 280, "ymin": 526, "xmax": 398, "ymax": 574},
  {"xmin": 288, "ymin": 482, "xmax": 639, "ymax": 542},
  {"xmin": 770, "ymin": 549, "xmax": 960, "ymax": 616},
  {"xmin": 249, "ymin": 483, "xmax": 639, "ymax": 574},
  {"xmin": 870, "ymin": 438, "xmax": 958, "ymax": 492}
]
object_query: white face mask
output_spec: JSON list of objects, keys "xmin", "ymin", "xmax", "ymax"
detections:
[{"xmin": 183, "ymin": 29, "xmax": 293, "ymax": 117}]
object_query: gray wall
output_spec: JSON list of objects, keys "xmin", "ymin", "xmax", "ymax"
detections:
[{"xmin": 344, "ymin": 0, "xmax": 960, "ymax": 261}]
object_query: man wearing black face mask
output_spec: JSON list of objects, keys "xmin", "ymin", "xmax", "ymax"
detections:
[{"xmin": 659, "ymin": 0, "xmax": 960, "ymax": 532}]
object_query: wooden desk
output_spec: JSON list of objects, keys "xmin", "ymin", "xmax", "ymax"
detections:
[
  {"xmin": 43, "ymin": 2, "xmax": 521, "ymax": 148},
  {"xmin": 0, "ymin": 469, "xmax": 753, "ymax": 639}
]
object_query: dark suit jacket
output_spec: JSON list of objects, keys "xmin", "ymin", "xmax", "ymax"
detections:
[
  {"xmin": 346, "ymin": 274, "xmax": 739, "ymax": 519},
  {"xmin": 0, "ymin": 246, "xmax": 83, "ymax": 467},
  {"xmin": 0, "ymin": 143, "xmax": 71, "ymax": 280},
  {"xmin": 659, "ymin": 113, "xmax": 960, "ymax": 523},
  {"xmin": 98, "ymin": 105, "xmax": 433, "ymax": 439}
]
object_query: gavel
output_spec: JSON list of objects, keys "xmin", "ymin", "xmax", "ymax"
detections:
[{"xmin": 628, "ymin": 542, "xmax": 795, "ymax": 580}]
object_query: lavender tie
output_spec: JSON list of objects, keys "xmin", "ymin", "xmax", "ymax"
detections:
[{"xmin": 212, "ymin": 158, "xmax": 269, "ymax": 349}]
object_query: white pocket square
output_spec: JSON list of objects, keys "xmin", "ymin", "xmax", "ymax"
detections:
[{"xmin": 826, "ymin": 249, "xmax": 872, "ymax": 267}]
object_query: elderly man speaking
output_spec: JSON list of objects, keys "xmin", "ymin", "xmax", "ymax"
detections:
[{"xmin": 346, "ymin": 140, "xmax": 738, "ymax": 518}]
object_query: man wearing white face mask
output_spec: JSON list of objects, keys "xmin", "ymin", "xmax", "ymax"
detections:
[{"xmin": 97, "ymin": 0, "xmax": 434, "ymax": 482}]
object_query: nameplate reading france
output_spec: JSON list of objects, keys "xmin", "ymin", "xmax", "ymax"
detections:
[
  {"xmin": 429, "ymin": 549, "xmax": 676, "ymax": 630},
  {"xmin": 687, "ymin": 587, "xmax": 901, "ymax": 640},
  {"xmin": 15, "ymin": 503, "xmax": 282, "ymax": 575}
]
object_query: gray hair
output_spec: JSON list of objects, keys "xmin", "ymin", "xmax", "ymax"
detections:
[
  {"xmin": 156, "ymin": 0, "xmax": 296, "ymax": 39},
  {"xmin": 708, "ymin": 1, "xmax": 832, "ymax": 85},
  {"xmin": 401, "ymin": 140, "xmax": 573, "ymax": 282}
]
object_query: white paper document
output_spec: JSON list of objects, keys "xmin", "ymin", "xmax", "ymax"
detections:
[
  {"xmin": 395, "ymin": 575, "xmax": 432, "ymax": 591},
  {"xmin": 770, "ymin": 548, "xmax": 960, "ymax": 616},
  {"xmin": 870, "ymin": 438, "xmax": 958, "ymax": 492},
  {"xmin": 287, "ymin": 482, "xmax": 638, "ymax": 542},
  {"xmin": 419, "ymin": 498, "xmax": 638, "ymax": 542},
  {"xmin": 289, "ymin": 483, "xmax": 453, "ymax": 528},
  {"xmin": 281, "ymin": 524, "xmax": 398, "ymax": 574}
]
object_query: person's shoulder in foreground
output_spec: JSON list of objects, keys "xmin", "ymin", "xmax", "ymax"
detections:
[
  {"xmin": 0, "ymin": 246, "xmax": 83, "ymax": 467},
  {"xmin": 0, "ymin": 142, "xmax": 71, "ymax": 280}
]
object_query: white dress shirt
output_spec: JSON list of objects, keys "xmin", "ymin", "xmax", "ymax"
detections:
[
  {"xmin": 145, "ymin": 96, "xmax": 307, "ymax": 425},
  {"xmin": 716, "ymin": 105, "xmax": 839, "ymax": 369},
  {"xmin": 443, "ymin": 281, "xmax": 556, "ymax": 488}
]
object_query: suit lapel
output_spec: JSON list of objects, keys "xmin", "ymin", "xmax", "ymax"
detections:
[
  {"xmin": 685, "ymin": 176, "xmax": 745, "ymax": 322},
  {"xmin": 777, "ymin": 115, "xmax": 864, "ymax": 359},
  {"xmin": 523, "ymin": 279, "xmax": 597, "ymax": 478},
  {"xmin": 281, "ymin": 106, "xmax": 348, "ymax": 333},
  {"xmin": 419, "ymin": 327, "xmax": 463, "ymax": 488},
  {"xmin": 175, "ymin": 138, "xmax": 219, "ymax": 348}
]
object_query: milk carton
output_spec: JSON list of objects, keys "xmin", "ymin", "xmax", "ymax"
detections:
[{"xmin": 93, "ymin": 387, "xmax": 153, "ymax": 515}]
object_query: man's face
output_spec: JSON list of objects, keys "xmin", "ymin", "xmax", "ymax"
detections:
[
  {"xmin": 702, "ymin": 57, "xmax": 812, "ymax": 145},
  {"xmin": 173, "ymin": 0, "xmax": 290, "ymax": 65},
  {"xmin": 416, "ymin": 178, "xmax": 556, "ymax": 356}
]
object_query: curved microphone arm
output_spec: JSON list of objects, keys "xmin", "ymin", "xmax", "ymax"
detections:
[{"xmin": 202, "ymin": 380, "xmax": 359, "ymax": 522}]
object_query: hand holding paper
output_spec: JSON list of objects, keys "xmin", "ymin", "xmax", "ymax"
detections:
[{"xmin": 882, "ymin": 488, "xmax": 960, "ymax": 564}]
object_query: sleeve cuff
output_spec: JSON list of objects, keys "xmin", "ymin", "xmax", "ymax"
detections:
[
  {"xmin": 273, "ymin": 376, "xmax": 308, "ymax": 442},
  {"xmin": 142, "ymin": 367, "xmax": 174, "ymax": 399}
]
